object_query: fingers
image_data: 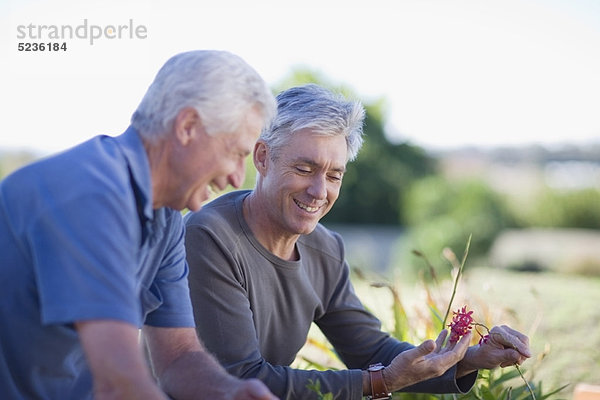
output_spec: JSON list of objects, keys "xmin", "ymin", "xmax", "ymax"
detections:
[
  {"xmin": 501, "ymin": 325, "xmax": 531, "ymax": 358},
  {"xmin": 428, "ymin": 331, "xmax": 471, "ymax": 372},
  {"xmin": 453, "ymin": 331, "xmax": 472, "ymax": 358},
  {"xmin": 434, "ymin": 330, "xmax": 448, "ymax": 350},
  {"xmin": 499, "ymin": 348, "xmax": 528, "ymax": 367},
  {"xmin": 387, "ymin": 332, "xmax": 473, "ymax": 391},
  {"xmin": 428, "ymin": 331, "xmax": 471, "ymax": 364},
  {"xmin": 490, "ymin": 325, "xmax": 532, "ymax": 358},
  {"xmin": 238, "ymin": 379, "xmax": 279, "ymax": 400},
  {"xmin": 416, "ymin": 339, "xmax": 437, "ymax": 356}
]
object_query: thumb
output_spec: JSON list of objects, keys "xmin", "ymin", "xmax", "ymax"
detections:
[{"xmin": 511, "ymin": 336, "xmax": 532, "ymax": 358}]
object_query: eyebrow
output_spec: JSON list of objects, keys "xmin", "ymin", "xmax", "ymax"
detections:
[{"xmin": 294, "ymin": 157, "xmax": 346, "ymax": 173}]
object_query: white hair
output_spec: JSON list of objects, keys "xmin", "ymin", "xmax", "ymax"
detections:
[
  {"xmin": 131, "ymin": 50, "xmax": 276, "ymax": 139},
  {"xmin": 261, "ymin": 84, "xmax": 365, "ymax": 162}
]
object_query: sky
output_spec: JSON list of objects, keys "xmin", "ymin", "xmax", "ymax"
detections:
[{"xmin": 1, "ymin": 0, "xmax": 599, "ymax": 155}]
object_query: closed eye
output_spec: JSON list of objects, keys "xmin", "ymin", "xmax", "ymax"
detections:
[
  {"xmin": 296, "ymin": 166, "xmax": 312, "ymax": 174},
  {"xmin": 328, "ymin": 173, "xmax": 343, "ymax": 182}
]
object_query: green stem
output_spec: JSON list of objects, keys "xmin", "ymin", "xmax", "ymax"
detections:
[
  {"xmin": 442, "ymin": 234, "xmax": 472, "ymax": 327},
  {"xmin": 515, "ymin": 364, "xmax": 536, "ymax": 400},
  {"xmin": 483, "ymin": 327, "xmax": 536, "ymax": 400}
]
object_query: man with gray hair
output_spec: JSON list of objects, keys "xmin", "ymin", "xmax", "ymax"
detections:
[
  {"xmin": 184, "ymin": 84, "xmax": 531, "ymax": 399},
  {"xmin": 0, "ymin": 50, "xmax": 278, "ymax": 399}
]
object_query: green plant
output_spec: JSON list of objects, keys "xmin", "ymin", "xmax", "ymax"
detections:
[
  {"xmin": 398, "ymin": 239, "xmax": 568, "ymax": 399},
  {"xmin": 401, "ymin": 177, "xmax": 515, "ymax": 279},
  {"xmin": 513, "ymin": 187, "xmax": 600, "ymax": 229},
  {"xmin": 306, "ymin": 379, "xmax": 334, "ymax": 400},
  {"xmin": 301, "ymin": 237, "xmax": 569, "ymax": 399}
]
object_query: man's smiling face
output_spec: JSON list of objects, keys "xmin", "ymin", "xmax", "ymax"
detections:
[{"xmin": 259, "ymin": 128, "xmax": 347, "ymax": 237}]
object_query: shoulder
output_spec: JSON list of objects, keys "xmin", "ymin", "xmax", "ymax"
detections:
[
  {"xmin": 298, "ymin": 223, "xmax": 346, "ymax": 264},
  {"xmin": 186, "ymin": 190, "xmax": 244, "ymax": 221},
  {"xmin": 1, "ymin": 135, "xmax": 135, "ymax": 217},
  {"xmin": 4, "ymin": 135, "xmax": 125, "ymax": 185},
  {"xmin": 185, "ymin": 191, "xmax": 245, "ymax": 228}
]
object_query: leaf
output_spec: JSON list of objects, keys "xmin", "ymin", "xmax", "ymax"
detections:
[
  {"xmin": 536, "ymin": 384, "xmax": 570, "ymax": 400},
  {"xmin": 428, "ymin": 304, "xmax": 443, "ymax": 328},
  {"xmin": 480, "ymin": 385, "xmax": 497, "ymax": 400},
  {"xmin": 492, "ymin": 369, "xmax": 521, "ymax": 386},
  {"xmin": 306, "ymin": 378, "xmax": 321, "ymax": 392},
  {"xmin": 390, "ymin": 286, "xmax": 409, "ymax": 341}
]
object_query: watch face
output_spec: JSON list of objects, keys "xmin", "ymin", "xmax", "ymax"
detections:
[{"xmin": 369, "ymin": 364, "xmax": 385, "ymax": 371}]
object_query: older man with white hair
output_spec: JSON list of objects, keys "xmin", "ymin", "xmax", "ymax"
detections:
[{"xmin": 0, "ymin": 50, "xmax": 278, "ymax": 400}]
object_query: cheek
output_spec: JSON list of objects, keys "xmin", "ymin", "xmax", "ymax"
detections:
[
  {"xmin": 327, "ymin": 184, "xmax": 342, "ymax": 201},
  {"xmin": 219, "ymin": 156, "xmax": 240, "ymax": 173},
  {"xmin": 202, "ymin": 154, "xmax": 230, "ymax": 175}
]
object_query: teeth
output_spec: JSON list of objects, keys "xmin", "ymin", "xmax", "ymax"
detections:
[{"xmin": 295, "ymin": 200, "xmax": 319, "ymax": 212}]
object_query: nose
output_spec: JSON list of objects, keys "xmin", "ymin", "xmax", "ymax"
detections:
[
  {"xmin": 306, "ymin": 173, "xmax": 327, "ymax": 200},
  {"xmin": 228, "ymin": 159, "xmax": 246, "ymax": 189}
]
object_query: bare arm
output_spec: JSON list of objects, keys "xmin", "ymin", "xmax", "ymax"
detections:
[
  {"xmin": 142, "ymin": 326, "xmax": 278, "ymax": 400},
  {"xmin": 76, "ymin": 320, "xmax": 168, "ymax": 400}
]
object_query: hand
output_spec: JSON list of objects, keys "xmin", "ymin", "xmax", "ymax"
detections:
[
  {"xmin": 143, "ymin": 326, "xmax": 278, "ymax": 400},
  {"xmin": 383, "ymin": 330, "xmax": 472, "ymax": 392},
  {"xmin": 457, "ymin": 325, "xmax": 531, "ymax": 376},
  {"xmin": 230, "ymin": 378, "xmax": 279, "ymax": 400}
]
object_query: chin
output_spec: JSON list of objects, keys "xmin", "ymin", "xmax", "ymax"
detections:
[{"xmin": 297, "ymin": 222, "xmax": 319, "ymax": 235}]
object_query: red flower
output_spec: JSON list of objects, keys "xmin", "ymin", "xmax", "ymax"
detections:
[
  {"xmin": 478, "ymin": 334, "xmax": 490, "ymax": 345},
  {"xmin": 447, "ymin": 306, "xmax": 474, "ymax": 342},
  {"xmin": 447, "ymin": 306, "xmax": 491, "ymax": 345}
]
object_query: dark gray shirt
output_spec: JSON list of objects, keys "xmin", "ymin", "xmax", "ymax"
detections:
[{"xmin": 185, "ymin": 190, "xmax": 475, "ymax": 399}]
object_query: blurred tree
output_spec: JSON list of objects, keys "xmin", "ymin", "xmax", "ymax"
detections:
[
  {"xmin": 401, "ymin": 176, "xmax": 516, "ymax": 276},
  {"xmin": 273, "ymin": 68, "xmax": 436, "ymax": 225},
  {"xmin": 517, "ymin": 187, "xmax": 600, "ymax": 229}
]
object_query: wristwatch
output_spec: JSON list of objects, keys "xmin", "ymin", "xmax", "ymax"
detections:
[{"xmin": 367, "ymin": 363, "xmax": 392, "ymax": 399}]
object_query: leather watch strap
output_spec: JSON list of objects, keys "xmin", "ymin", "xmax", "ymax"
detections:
[{"xmin": 368, "ymin": 363, "xmax": 391, "ymax": 399}]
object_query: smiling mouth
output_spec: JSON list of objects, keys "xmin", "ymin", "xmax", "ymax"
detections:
[{"xmin": 294, "ymin": 199, "xmax": 321, "ymax": 213}]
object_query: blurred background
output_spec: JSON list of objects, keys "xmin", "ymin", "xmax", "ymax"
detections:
[{"xmin": 2, "ymin": 0, "xmax": 599, "ymax": 397}]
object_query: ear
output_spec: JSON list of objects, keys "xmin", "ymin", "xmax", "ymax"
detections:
[
  {"xmin": 173, "ymin": 107, "xmax": 202, "ymax": 146},
  {"xmin": 253, "ymin": 141, "xmax": 269, "ymax": 175}
]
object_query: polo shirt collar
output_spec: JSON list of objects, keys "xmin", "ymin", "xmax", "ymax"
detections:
[{"xmin": 115, "ymin": 126, "xmax": 154, "ymax": 221}]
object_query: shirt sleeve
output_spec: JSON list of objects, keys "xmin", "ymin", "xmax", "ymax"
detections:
[
  {"xmin": 29, "ymin": 173, "xmax": 141, "ymax": 327},
  {"xmin": 186, "ymin": 219, "xmax": 475, "ymax": 398},
  {"xmin": 143, "ymin": 210, "xmax": 195, "ymax": 328},
  {"xmin": 314, "ymin": 234, "xmax": 477, "ymax": 394}
]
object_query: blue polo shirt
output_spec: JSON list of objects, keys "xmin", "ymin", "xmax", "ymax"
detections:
[{"xmin": 0, "ymin": 127, "xmax": 195, "ymax": 399}]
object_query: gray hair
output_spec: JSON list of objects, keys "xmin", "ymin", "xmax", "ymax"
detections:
[
  {"xmin": 131, "ymin": 50, "xmax": 276, "ymax": 139},
  {"xmin": 260, "ymin": 84, "xmax": 365, "ymax": 162}
]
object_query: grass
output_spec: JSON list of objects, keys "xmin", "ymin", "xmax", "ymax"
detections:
[
  {"xmin": 352, "ymin": 266, "xmax": 600, "ymax": 399},
  {"xmin": 464, "ymin": 267, "xmax": 600, "ymax": 392},
  {"xmin": 296, "ymin": 266, "xmax": 600, "ymax": 399}
]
